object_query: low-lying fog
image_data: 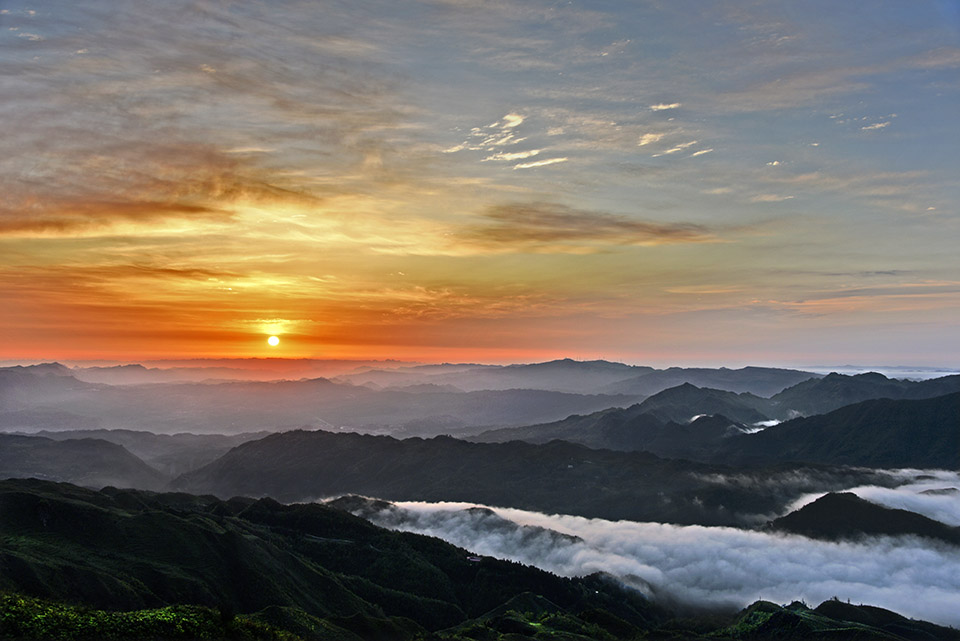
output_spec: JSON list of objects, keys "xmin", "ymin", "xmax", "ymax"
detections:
[{"xmin": 330, "ymin": 469, "xmax": 960, "ymax": 627}]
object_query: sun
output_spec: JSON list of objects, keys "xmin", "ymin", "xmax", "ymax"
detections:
[{"xmin": 267, "ymin": 335, "xmax": 280, "ymax": 346}]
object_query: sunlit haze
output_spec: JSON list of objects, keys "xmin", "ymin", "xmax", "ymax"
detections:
[{"xmin": 3, "ymin": 1, "xmax": 959, "ymax": 366}]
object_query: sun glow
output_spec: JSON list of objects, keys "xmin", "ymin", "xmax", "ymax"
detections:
[{"xmin": 267, "ymin": 335, "xmax": 280, "ymax": 346}]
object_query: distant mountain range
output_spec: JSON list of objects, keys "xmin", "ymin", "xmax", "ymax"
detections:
[
  {"xmin": 15, "ymin": 361, "xmax": 950, "ymax": 440},
  {"xmin": 768, "ymin": 371, "xmax": 960, "ymax": 416},
  {"xmin": 0, "ymin": 363, "xmax": 635, "ymax": 436},
  {"xmin": 3, "ymin": 366, "xmax": 957, "ymax": 521},
  {"xmin": 475, "ymin": 374, "xmax": 960, "ymax": 464},
  {"xmin": 334, "ymin": 359, "xmax": 821, "ymax": 396}
]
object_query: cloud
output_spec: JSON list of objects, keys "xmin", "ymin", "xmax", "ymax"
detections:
[
  {"xmin": 341, "ymin": 497, "xmax": 960, "ymax": 627},
  {"xmin": 861, "ymin": 121, "xmax": 890, "ymax": 131},
  {"xmin": 750, "ymin": 194, "xmax": 794, "ymax": 203},
  {"xmin": 689, "ymin": 148, "xmax": 713, "ymax": 157},
  {"xmin": 650, "ymin": 103, "xmax": 682, "ymax": 111},
  {"xmin": 664, "ymin": 285, "xmax": 742, "ymax": 295},
  {"xmin": 652, "ymin": 140, "xmax": 698, "ymax": 157},
  {"xmin": 482, "ymin": 149, "xmax": 542, "ymax": 162},
  {"xmin": 444, "ymin": 113, "xmax": 533, "ymax": 155},
  {"xmin": 638, "ymin": 133, "xmax": 665, "ymax": 146},
  {"xmin": 461, "ymin": 202, "xmax": 717, "ymax": 251},
  {"xmin": 2, "ymin": 0, "xmax": 417, "ymax": 241},
  {"xmin": 501, "ymin": 113, "xmax": 525, "ymax": 128},
  {"xmin": 512, "ymin": 157, "xmax": 568, "ymax": 169}
]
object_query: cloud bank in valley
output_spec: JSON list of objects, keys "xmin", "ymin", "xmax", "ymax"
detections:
[{"xmin": 339, "ymin": 485, "xmax": 960, "ymax": 627}]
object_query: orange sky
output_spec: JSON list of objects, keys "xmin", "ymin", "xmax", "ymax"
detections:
[{"xmin": 3, "ymin": 2, "xmax": 959, "ymax": 367}]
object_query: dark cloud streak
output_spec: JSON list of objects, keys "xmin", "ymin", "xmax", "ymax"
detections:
[{"xmin": 464, "ymin": 202, "xmax": 717, "ymax": 251}]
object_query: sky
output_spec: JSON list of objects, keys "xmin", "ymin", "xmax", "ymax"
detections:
[{"xmin": 2, "ymin": 1, "xmax": 959, "ymax": 366}]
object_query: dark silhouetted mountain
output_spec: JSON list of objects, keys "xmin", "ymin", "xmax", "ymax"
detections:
[
  {"xmin": 0, "ymin": 434, "xmax": 167, "ymax": 489},
  {"xmin": 598, "ymin": 366, "xmax": 820, "ymax": 397},
  {"xmin": 716, "ymin": 392, "xmax": 960, "ymax": 469},
  {"xmin": 812, "ymin": 599, "xmax": 960, "ymax": 641},
  {"xmin": 472, "ymin": 383, "xmax": 769, "ymax": 454},
  {"xmin": 769, "ymin": 371, "xmax": 960, "ymax": 417},
  {"xmin": 632, "ymin": 382, "xmax": 772, "ymax": 424},
  {"xmin": 719, "ymin": 600, "xmax": 960, "ymax": 641},
  {"xmin": 470, "ymin": 404, "xmax": 653, "ymax": 449},
  {"xmin": 770, "ymin": 492, "xmax": 960, "ymax": 546},
  {"xmin": 639, "ymin": 414, "xmax": 758, "ymax": 459},
  {"xmin": 28, "ymin": 429, "xmax": 270, "ymax": 476},
  {"xmin": 473, "ymin": 406, "xmax": 756, "ymax": 461},
  {"xmin": 172, "ymin": 430, "xmax": 901, "ymax": 527}
]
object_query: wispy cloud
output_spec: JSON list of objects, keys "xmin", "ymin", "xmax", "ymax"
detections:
[
  {"xmin": 512, "ymin": 157, "xmax": 568, "ymax": 169},
  {"xmin": 650, "ymin": 103, "xmax": 682, "ymax": 111},
  {"xmin": 500, "ymin": 113, "xmax": 525, "ymax": 128},
  {"xmin": 750, "ymin": 194, "xmax": 795, "ymax": 203},
  {"xmin": 689, "ymin": 148, "xmax": 713, "ymax": 157},
  {"xmin": 861, "ymin": 121, "xmax": 890, "ymax": 131},
  {"xmin": 652, "ymin": 140, "xmax": 698, "ymax": 157},
  {"xmin": 638, "ymin": 133, "xmax": 665, "ymax": 146},
  {"xmin": 443, "ymin": 112, "xmax": 531, "ymax": 154},
  {"xmin": 461, "ymin": 202, "xmax": 717, "ymax": 252},
  {"xmin": 482, "ymin": 149, "xmax": 542, "ymax": 162}
]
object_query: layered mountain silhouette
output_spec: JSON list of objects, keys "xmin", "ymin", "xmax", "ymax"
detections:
[
  {"xmin": 0, "ymin": 363, "xmax": 634, "ymax": 436},
  {"xmin": 624, "ymin": 382, "xmax": 771, "ymax": 424},
  {"xmin": 597, "ymin": 365, "xmax": 820, "ymax": 397},
  {"xmin": 715, "ymin": 392, "xmax": 960, "ymax": 468},
  {"xmin": 0, "ymin": 434, "xmax": 167, "ymax": 490},
  {"xmin": 27, "ymin": 428, "xmax": 270, "ymax": 476},
  {"xmin": 335, "ymin": 359, "xmax": 820, "ymax": 396},
  {"xmin": 476, "ymin": 377, "xmax": 960, "ymax": 465},
  {"xmin": 767, "ymin": 371, "xmax": 960, "ymax": 417}
]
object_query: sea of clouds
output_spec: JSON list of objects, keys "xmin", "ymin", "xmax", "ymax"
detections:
[{"xmin": 333, "ymin": 470, "xmax": 960, "ymax": 627}]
